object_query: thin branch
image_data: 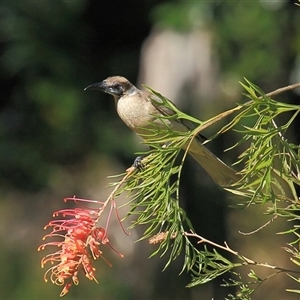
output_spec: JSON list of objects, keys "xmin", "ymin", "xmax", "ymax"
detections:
[
  {"xmin": 238, "ymin": 215, "xmax": 278, "ymax": 235},
  {"xmin": 265, "ymin": 82, "xmax": 300, "ymax": 98},
  {"xmin": 185, "ymin": 231, "xmax": 300, "ymax": 274},
  {"xmin": 241, "ymin": 82, "xmax": 300, "ymax": 110},
  {"xmin": 211, "ymin": 82, "xmax": 300, "ymax": 132},
  {"xmin": 94, "ymin": 166, "xmax": 137, "ymax": 226}
]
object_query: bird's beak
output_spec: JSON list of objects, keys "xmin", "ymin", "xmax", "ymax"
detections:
[{"xmin": 84, "ymin": 81, "xmax": 107, "ymax": 92}]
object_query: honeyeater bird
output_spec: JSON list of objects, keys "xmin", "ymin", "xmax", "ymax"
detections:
[{"xmin": 84, "ymin": 76, "xmax": 239, "ymax": 187}]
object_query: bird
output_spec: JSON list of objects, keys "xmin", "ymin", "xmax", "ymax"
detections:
[{"xmin": 84, "ymin": 76, "xmax": 239, "ymax": 187}]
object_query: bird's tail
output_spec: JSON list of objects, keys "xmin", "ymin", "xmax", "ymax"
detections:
[{"xmin": 188, "ymin": 145, "xmax": 240, "ymax": 187}]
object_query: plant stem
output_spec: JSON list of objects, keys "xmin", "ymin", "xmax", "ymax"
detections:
[{"xmin": 185, "ymin": 231, "xmax": 300, "ymax": 274}]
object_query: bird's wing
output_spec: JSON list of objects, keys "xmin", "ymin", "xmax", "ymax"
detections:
[{"xmin": 147, "ymin": 92, "xmax": 206, "ymax": 142}]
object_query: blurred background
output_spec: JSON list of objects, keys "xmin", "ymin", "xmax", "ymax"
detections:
[{"xmin": 0, "ymin": 1, "xmax": 300, "ymax": 299}]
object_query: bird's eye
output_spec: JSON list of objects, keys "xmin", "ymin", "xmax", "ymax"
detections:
[{"xmin": 110, "ymin": 84, "xmax": 123, "ymax": 95}]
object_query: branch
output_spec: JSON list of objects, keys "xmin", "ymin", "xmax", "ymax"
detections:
[
  {"xmin": 265, "ymin": 82, "xmax": 300, "ymax": 98},
  {"xmin": 97, "ymin": 165, "xmax": 137, "ymax": 224},
  {"xmin": 185, "ymin": 231, "xmax": 300, "ymax": 274},
  {"xmin": 238, "ymin": 215, "xmax": 278, "ymax": 235}
]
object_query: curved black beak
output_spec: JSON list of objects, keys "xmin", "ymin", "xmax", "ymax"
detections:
[{"xmin": 84, "ymin": 81, "xmax": 106, "ymax": 92}]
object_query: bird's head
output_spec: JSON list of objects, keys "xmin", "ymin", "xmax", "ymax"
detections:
[{"xmin": 84, "ymin": 76, "xmax": 136, "ymax": 98}]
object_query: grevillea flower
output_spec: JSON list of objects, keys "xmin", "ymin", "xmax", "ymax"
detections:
[{"xmin": 38, "ymin": 197, "xmax": 124, "ymax": 297}]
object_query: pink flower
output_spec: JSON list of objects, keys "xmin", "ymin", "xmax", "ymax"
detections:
[{"xmin": 38, "ymin": 197, "xmax": 124, "ymax": 296}]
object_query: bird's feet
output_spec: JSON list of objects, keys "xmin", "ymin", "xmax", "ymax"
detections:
[{"xmin": 133, "ymin": 156, "xmax": 144, "ymax": 171}]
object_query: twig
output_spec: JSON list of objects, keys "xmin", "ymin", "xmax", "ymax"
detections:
[
  {"xmin": 203, "ymin": 82, "xmax": 300, "ymax": 133},
  {"xmin": 185, "ymin": 231, "xmax": 300, "ymax": 274},
  {"xmin": 265, "ymin": 82, "xmax": 300, "ymax": 98},
  {"xmin": 238, "ymin": 215, "xmax": 278, "ymax": 235},
  {"xmin": 94, "ymin": 166, "xmax": 137, "ymax": 225}
]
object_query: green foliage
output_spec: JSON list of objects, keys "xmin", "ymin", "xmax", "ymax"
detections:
[
  {"xmin": 110, "ymin": 79, "xmax": 300, "ymax": 298},
  {"xmin": 150, "ymin": 2, "xmax": 211, "ymax": 31},
  {"xmin": 222, "ymin": 272, "xmax": 256, "ymax": 300},
  {"xmin": 224, "ymin": 79, "xmax": 300, "ymax": 206},
  {"xmin": 215, "ymin": 1, "xmax": 288, "ymax": 84}
]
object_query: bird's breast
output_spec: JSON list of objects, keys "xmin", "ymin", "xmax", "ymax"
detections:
[{"xmin": 116, "ymin": 96, "xmax": 157, "ymax": 133}]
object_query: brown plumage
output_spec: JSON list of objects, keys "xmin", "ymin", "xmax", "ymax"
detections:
[{"xmin": 85, "ymin": 76, "xmax": 239, "ymax": 187}]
